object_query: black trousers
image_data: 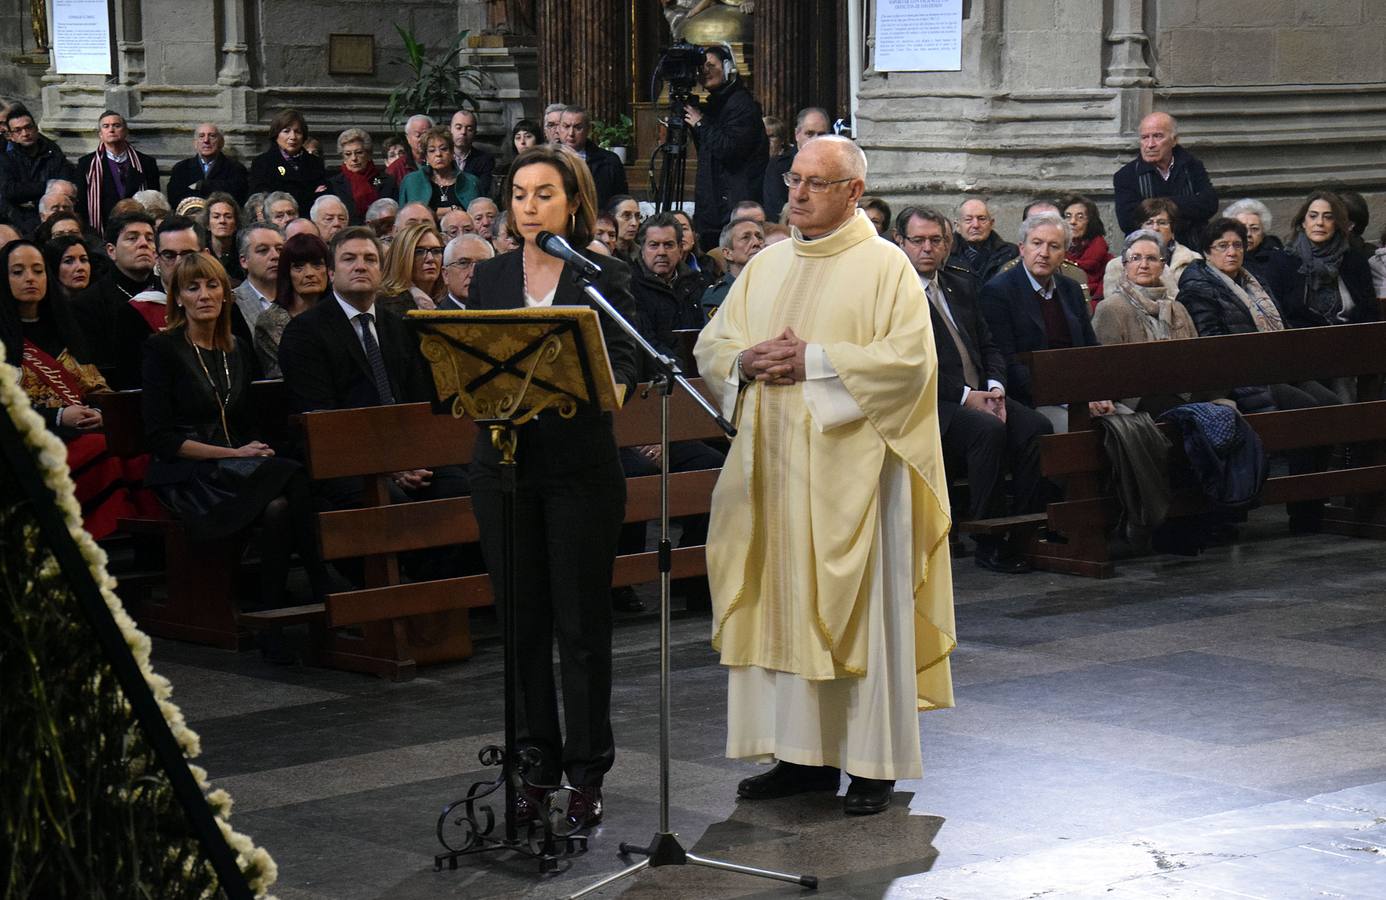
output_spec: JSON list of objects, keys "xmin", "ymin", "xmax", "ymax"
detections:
[
  {"xmin": 470, "ymin": 456, "xmax": 625, "ymax": 788},
  {"xmin": 1269, "ymin": 381, "xmax": 1342, "ymax": 521},
  {"xmin": 941, "ymin": 398, "xmax": 1053, "ymax": 522}
]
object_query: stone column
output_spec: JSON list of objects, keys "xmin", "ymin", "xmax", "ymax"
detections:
[
  {"xmin": 1105, "ymin": 0, "xmax": 1154, "ymax": 88},
  {"xmin": 114, "ymin": 0, "xmax": 145, "ymax": 88},
  {"xmin": 217, "ymin": 0, "xmax": 251, "ymax": 87}
]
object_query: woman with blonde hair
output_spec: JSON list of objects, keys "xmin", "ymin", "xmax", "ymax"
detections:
[
  {"xmin": 378, "ymin": 220, "xmax": 445, "ymax": 315},
  {"xmin": 141, "ymin": 252, "xmax": 331, "ymax": 613}
]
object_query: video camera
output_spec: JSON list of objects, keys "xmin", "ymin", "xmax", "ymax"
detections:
[{"xmin": 652, "ymin": 41, "xmax": 707, "ymax": 147}]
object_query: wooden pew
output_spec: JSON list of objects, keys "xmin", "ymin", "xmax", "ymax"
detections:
[
  {"xmin": 1023, "ymin": 322, "xmax": 1386, "ymax": 577},
  {"xmin": 240, "ymin": 379, "xmax": 727, "ymax": 681},
  {"xmin": 91, "ymin": 380, "xmax": 290, "ymax": 649}
]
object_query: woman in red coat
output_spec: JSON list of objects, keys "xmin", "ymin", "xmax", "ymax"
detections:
[{"xmin": 1062, "ymin": 193, "xmax": 1113, "ymax": 307}]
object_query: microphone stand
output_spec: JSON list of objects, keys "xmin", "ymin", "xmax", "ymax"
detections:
[{"xmin": 566, "ymin": 272, "xmax": 818, "ymax": 897}]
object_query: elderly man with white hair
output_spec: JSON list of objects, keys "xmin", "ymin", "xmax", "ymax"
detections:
[
  {"xmin": 466, "ymin": 196, "xmax": 499, "ymax": 240},
  {"xmin": 168, "ymin": 122, "xmax": 249, "ymax": 207},
  {"xmin": 38, "ymin": 179, "xmax": 77, "ymax": 221},
  {"xmin": 386, "ymin": 114, "xmax": 435, "ymax": 182},
  {"xmin": 309, "ymin": 194, "xmax": 349, "ymax": 242},
  {"xmin": 980, "ymin": 211, "xmax": 1113, "ymax": 433},
  {"xmin": 1113, "ymin": 111, "xmax": 1218, "ymax": 247},
  {"xmin": 694, "ymin": 136, "xmax": 956, "ymax": 817},
  {"xmin": 438, "ymin": 233, "xmax": 495, "ymax": 310}
]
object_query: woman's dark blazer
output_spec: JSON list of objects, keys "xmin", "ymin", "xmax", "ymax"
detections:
[
  {"xmin": 247, "ymin": 149, "xmax": 328, "ymax": 217},
  {"xmin": 465, "ymin": 250, "xmax": 641, "ymax": 477}
]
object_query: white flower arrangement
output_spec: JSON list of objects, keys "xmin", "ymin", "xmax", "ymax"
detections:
[{"xmin": 0, "ymin": 353, "xmax": 278, "ymax": 897}]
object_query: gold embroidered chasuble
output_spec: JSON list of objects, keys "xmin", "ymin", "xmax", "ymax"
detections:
[{"xmin": 694, "ymin": 210, "xmax": 957, "ymax": 711}]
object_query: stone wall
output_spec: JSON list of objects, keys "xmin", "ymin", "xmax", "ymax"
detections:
[
  {"xmin": 1, "ymin": 2, "xmax": 48, "ymax": 110},
  {"xmin": 855, "ymin": 0, "xmax": 1386, "ymax": 244}
]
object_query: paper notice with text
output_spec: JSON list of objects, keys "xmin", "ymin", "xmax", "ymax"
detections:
[{"xmin": 874, "ymin": 0, "xmax": 963, "ymax": 72}]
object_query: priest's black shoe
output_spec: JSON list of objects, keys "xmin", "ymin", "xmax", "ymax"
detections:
[
  {"xmin": 737, "ymin": 761, "xmax": 841, "ymax": 800},
  {"xmin": 843, "ymin": 776, "xmax": 894, "ymax": 815},
  {"xmin": 974, "ymin": 540, "xmax": 1031, "ymax": 574}
]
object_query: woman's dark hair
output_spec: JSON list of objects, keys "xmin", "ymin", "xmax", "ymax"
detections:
[
  {"xmin": 602, "ymin": 194, "xmax": 636, "ymax": 218},
  {"xmin": 266, "ymin": 108, "xmax": 308, "ymax": 148},
  {"xmin": 3, "ymin": 238, "xmax": 92, "ymax": 362},
  {"xmin": 1339, "ymin": 189, "xmax": 1369, "ymax": 237},
  {"xmin": 1, "ymin": 239, "xmax": 31, "ymax": 365},
  {"xmin": 501, "ymin": 146, "xmax": 596, "ymax": 248},
  {"xmin": 42, "ymin": 234, "xmax": 91, "ymax": 297},
  {"xmin": 33, "ymin": 211, "xmax": 86, "ymax": 248},
  {"xmin": 1290, "ymin": 190, "xmax": 1351, "ymax": 241},
  {"xmin": 1200, "ymin": 217, "xmax": 1248, "ymax": 254},
  {"xmin": 859, "ymin": 196, "xmax": 892, "ymax": 235},
  {"xmin": 273, "ymin": 232, "xmax": 330, "ymax": 309},
  {"xmin": 1136, "ymin": 197, "xmax": 1180, "ymax": 228},
  {"xmin": 511, "ymin": 118, "xmax": 541, "ymax": 143},
  {"xmin": 1059, "ymin": 193, "xmax": 1107, "ymax": 239}
]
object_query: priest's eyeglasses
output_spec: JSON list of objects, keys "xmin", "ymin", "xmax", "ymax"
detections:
[{"xmin": 782, "ymin": 173, "xmax": 853, "ymax": 193}]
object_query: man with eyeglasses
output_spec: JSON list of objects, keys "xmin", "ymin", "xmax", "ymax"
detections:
[
  {"xmin": 167, "ymin": 122, "xmax": 249, "ymax": 208},
  {"xmin": 683, "ymin": 44, "xmax": 769, "ymax": 250},
  {"xmin": 948, "ymin": 198, "xmax": 1019, "ymax": 286},
  {"xmin": 761, "ymin": 107, "xmax": 833, "ymax": 219},
  {"xmin": 694, "ymin": 136, "xmax": 955, "ymax": 817},
  {"xmin": 438, "ymin": 233, "xmax": 494, "ymax": 310},
  {"xmin": 898, "ymin": 206, "xmax": 1051, "ymax": 573},
  {"xmin": 1113, "ymin": 111, "xmax": 1217, "ymax": 247},
  {"xmin": 0, "ymin": 103, "xmax": 78, "ymax": 235}
]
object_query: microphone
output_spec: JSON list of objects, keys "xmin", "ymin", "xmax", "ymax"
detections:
[{"xmin": 536, "ymin": 231, "xmax": 602, "ymax": 280}]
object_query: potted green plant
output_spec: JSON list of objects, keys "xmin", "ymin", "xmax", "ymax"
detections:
[
  {"xmin": 592, "ymin": 114, "xmax": 634, "ymax": 163},
  {"xmin": 383, "ymin": 26, "xmax": 486, "ymax": 131}
]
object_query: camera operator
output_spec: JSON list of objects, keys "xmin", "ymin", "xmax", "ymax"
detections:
[{"xmin": 682, "ymin": 44, "xmax": 768, "ymax": 250}]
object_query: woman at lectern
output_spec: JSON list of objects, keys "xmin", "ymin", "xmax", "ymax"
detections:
[{"xmin": 466, "ymin": 145, "xmax": 640, "ymax": 832}]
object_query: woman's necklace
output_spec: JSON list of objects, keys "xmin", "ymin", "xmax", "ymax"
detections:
[{"xmin": 187, "ymin": 331, "xmax": 234, "ymax": 445}]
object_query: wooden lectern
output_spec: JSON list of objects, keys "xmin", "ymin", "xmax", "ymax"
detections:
[{"xmin": 407, "ymin": 307, "xmax": 621, "ymax": 872}]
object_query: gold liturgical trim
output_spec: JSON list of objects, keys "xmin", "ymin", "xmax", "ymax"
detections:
[{"xmin": 409, "ymin": 308, "xmax": 622, "ymax": 426}]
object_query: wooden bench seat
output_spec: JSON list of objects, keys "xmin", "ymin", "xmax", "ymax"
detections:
[
  {"xmin": 289, "ymin": 379, "xmax": 727, "ymax": 681},
  {"xmin": 1024, "ymin": 322, "xmax": 1386, "ymax": 577}
]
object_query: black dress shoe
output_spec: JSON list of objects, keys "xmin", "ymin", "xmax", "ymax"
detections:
[
  {"xmin": 844, "ymin": 776, "xmax": 894, "ymax": 815},
  {"xmin": 974, "ymin": 541, "xmax": 1032, "ymax": 574},
  {"xmin": 737, "ymin": 761, "xmax": 841, "ymax": 800},
  {"xmin": 611, "ymin": 586, "xmax": 646, "ymax": 613}
]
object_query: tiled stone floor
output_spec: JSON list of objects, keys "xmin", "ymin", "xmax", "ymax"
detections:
[{"xmin": 153, "ymin": 509, "xmax": 1386, "ymax": 898}]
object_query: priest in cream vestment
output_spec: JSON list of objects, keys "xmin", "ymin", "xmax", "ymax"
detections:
[{"xmin": 694, "ymin": 136, "xmax": 956, "ymax": 816}]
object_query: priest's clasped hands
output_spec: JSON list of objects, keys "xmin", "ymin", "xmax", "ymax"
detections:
[{"xmin": 739, "ymin": 327, "xmax": 807, "ymax": 385}]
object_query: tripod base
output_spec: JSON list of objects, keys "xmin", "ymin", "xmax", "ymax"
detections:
[{"xmin": 566, "ymin": 831, "xmax": 816, "ymax": 898}]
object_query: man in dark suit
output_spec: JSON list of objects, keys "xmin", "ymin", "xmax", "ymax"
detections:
[
  {"xmin": 980, "ymin": 211, "xmax": 1116, "ymax": 434},
  {"xmin": 558, "ymin": 105, "xmax": 628, "ymax": 210},
  {"xmin": 949, "ymin": 198, "xmax": 1019, "ymax": 285},
  {"xmin": 450, "ymin": 109, "xmax": 496, "ymax": 198},
  {"xmin": 278, "ymin": 226, "xmax": 466, "ymax": 508},
  {"xmin": 76, "ymin": 111, "xmax": 161, "ymax": 233},
  {"xmin": 167, "ymin": 123, "xmax": 250, "ymax": 207},
  {"xmin": 897, "ymin": 207, "xmax": 1051, "ymax": 573}
]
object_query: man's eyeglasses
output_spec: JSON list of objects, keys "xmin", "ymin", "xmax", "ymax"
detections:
[
  {"xmin": 445, "ymin": 259, "xmax": 478, "ymax": 270},
  {"xmin": 782, "ymin": 173, "xmax": 853, "ymax": 193},
  {"xmin": 9, "ymin": 122, "xmax": 37, "ymax": 134},
  {"xmin": 158, "ymin": 249, "xmax": 199, "ymax": 263},
  {"xmin": 902, "ymin": 235, "xmax": 948, "ymax": 248},
  {"xmin": 413, "ymin": 246, "xmax": 443, "ymax": 258}
]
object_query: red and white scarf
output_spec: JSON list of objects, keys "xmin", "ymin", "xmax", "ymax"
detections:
[{"xmin": 85, "ymin": 143, "xmax": 146, "ymax": 231}]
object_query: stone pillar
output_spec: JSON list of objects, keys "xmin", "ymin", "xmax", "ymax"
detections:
[
  {"xmin": 114, "ymin": 0, "xmax": 145, "ymax": 88},
  {"xmin": 1105, "ymin": 0, "xmax": 1154, "ymax": 88},
  {"xmin": 218, "ymin": 0, "xmax": 251, "ymax": 87}
]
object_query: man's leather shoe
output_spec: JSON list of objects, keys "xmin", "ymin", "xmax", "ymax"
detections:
[
  {"xmin": 511, "ymin": 784, "xmax": 547, "ymax": 823},
  {"xmin": 974, "ymin": 541, "xmax": 1031, "ymax": 574},
  {"xmin": 548, "ymin": 785, "xmax": 603, "ymax": 835},
  {"xmin": 844, "ymin": 776, "xmax": 894, "ymax": 815},
  {"xmin": 737, "ymin": 761, "xmax": 841, "ymax": 800}
]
